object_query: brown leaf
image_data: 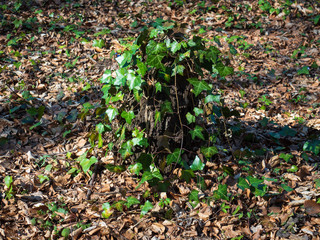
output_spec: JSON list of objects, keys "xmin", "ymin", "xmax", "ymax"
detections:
[
  {"xmin": 304, "ymin": 200, "xmax": 320, "ymax": 215},
  {"xmin": 151, "ymin": 222, "xmax": 165, "ymax": 234}
]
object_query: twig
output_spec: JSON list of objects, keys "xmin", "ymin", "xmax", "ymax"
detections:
[{"xmin": 170, "ymin": 64, "xmax": 184, "ymax": 176}]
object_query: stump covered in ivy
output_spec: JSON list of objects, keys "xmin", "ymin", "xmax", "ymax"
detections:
[{"xmin": 84, "ymin": 21, "xmax": 234, "ymax": 190}]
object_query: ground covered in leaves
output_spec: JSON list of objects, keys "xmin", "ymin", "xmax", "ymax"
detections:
[{"xmin": 0, "ymin": 0, "xmax": 320, "ymax": 239}]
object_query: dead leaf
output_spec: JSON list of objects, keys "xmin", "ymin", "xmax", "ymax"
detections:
[{"xmin": 304, "ymin": 200, "xmax": 320, "ymax": 215}]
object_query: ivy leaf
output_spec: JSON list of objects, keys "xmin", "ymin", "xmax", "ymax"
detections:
[
  {"xmin": 189, "ymin": 125, "xmax": 205, "ymax": 140},
  {"xmin": 106, "ymin": 107, "xmax": 118, "ymax": 122},
  {"xmin": 92, "ymin": 39, "xmax": 105, "ymax": 48},
  {"xmin": 80, "ymin": 156, "xmax": 98, "ymax": 173},
  {"xmin": 125, "ymin": 196, "xmax": 140, "ymax": 208},
  {"xmin": 190, "ymin": 156, "xmax": 204, "ymax": 171},
  {"xmin": 127, "ymin": 70, "xmax": 142, "ymax": 90},
  {"xmin": 128, "ymin": 163, "xmax": 143, "ymax": 175},
  {"xmin": 193, "ymin": 107, "xmax": 203, "ymax": 116},
  {"xmin": 201, "ymin": 146, "xmax": 218, "ymax": 159},
  {"xmin": 121, "ymin": 110, "xmax": 135, "ymax": 124},
  {"xmin": 98, "ymin": 133, "xmax": 103, "ymax": 148},
  {"xmin": 297, "ymin": 66, "xmax": 309, "ymax": 75},
  {"xmin": 155, "ymin": 82, "xmax": 162, "ymax": 93},
  {"xmin": 167, "ymin": 148, "xmax": 184, "ymax": 165},
  {"xmin": 114, "ymin": 68, "xmax": 127, "ymax": 86},
  {"xmin": 187, "ymin": 78, "xmax": 211, "ymax": 96},
  {"xmin": 172, "ymin": 65, "xmax": 185, "ymax": 76},
  {"xmin": 101, "ymin": 70, "xmax": 113, "ymax": 84},
  {"xmin": 237, "ymin": 177, "xmax": 250, "ymax": 190},
  {"xmin": 205, "ymin": 94, "xmax": 221, "ymax": 104},
  {"xmin": 186, "ymin": 112, "xmax": 195, "ymax": 124},
  {"xmin": 140, "ymin": 171, "xmax": 153, "ymax": 185},
  {"xmin": 4, "ymin": 176, "xmax": 13, "ymax": 188},
  {"xmin": 105, "ymin": 164, "xmax": 126, "ymax": 173},
  {"xmin": 188, "ymin": 189, "xmax": 199, "ymax": 208},
  {"xmin": 214, "ymin": 62, "xmax": 234, "ymax": 77},
  {"xmin": 147, "ymin": 53, "xmax": 165, "ymax": 70},
  {"xmin": 119, "ymin": 141, "xmax": 133, "ymax": 159},
  {"xmin": 96, "ymin": 123, "xmax": 105, "ymax": 134},
  {"xmin": 140, "ymin": 200, "xmax": 153, "ymax": 217},
  {"xmin": 146, "ymin": 40, "xmax": 167, "ymax": 55},
  {"xmin": 161, "ymin": 100, "xmax": 173, "ymax": 114},
  {"xmin": 154, "ymin": 111, "xmax": 161, "ymax": 127},
  {"xmin": 213, "ymin": 184, "xmax": 228, "ymax": 201},
  {"xmin": 180, "ymin": 169, "xmax": 195, "ymax": 183},
  {"xmin": 279, "ymin": 125, "xmax": 297, "ymax": 137},
  {"xmin": 137, "ymin": 60, "xmax": 147, "ymax": 77},
  {"xmin": 303, "ymin": 140, "xmax": 320, "ymax": 155},
  {"xmin": 281, "ymin": 184, "xmax": 293, "ymax": 192},
  {"xmin": 171, "ymin": 41, "xmax": 181, "ymax": 54},
  {"xmin": 101, "ymin": 202, "xmax": 113, "ymax": 219}
]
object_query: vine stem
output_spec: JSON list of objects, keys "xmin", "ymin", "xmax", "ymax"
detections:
[{"xmin": 169, "ymin": 64, "xmax": 184, "ymax": 176}]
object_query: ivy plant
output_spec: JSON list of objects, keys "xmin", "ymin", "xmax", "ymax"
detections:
[{"xmin": 81, "ymin": 20, "xmax": 234, "ymax": 190}]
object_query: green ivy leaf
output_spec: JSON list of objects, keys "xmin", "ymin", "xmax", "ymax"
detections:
[
  {"xmin": 147, "ymin": 53, "xmax": 165, "ymax": 70},
  {"xmin": 213, "ymin": 184, "xmax": 228, "ymax": 201},
  {"xmin": 106, "ymin": 107, "xmax": 118, "ymax": 122},
  {"xmin": 96, "ymin": 123, "xmax": 105, "ymax": 134},
  {"xmin": 167, "ymin": 148, "xmax": 184, "ymax": 165},
  {"xmin": 188, "ymin": 189, "xmax": 199, "ymax": 208},
  {"xmin": 121, "ymin": 110, "xmax": 135, "ymax": 124},
  {"xmin": 279, "ymin": 125, "xmax": 297, "ymax": 137},
  {"xmin": 189, "ymin": 125, "xmax": 205, "ymax": 140},
  {"xmin": 119, "ymin": 141, "xmax": 133, "ymax": 159},
  {"xmin": 101, "ymin": 202, "xmax": 113, "ymax": 219},
  {"xmin": 205, "ymin": 94, "xmax": 221, "ymax": 104},
  {"xmin": 297, "ymin": 66, "xmax": 309, "ymax": 75},
  {"xmin": 172, "ymin": 65, "xmax": 185, "ymax": 76},
  {"xmin": 137, "ymin": 60, "xmax": 147, "ymax": 77},
  {"xmin": 114, "ymin": 68, "xmax": 127, "ymax": 86},
  {"xmin": 92, "ymin": 39, "xmax": 105, "ymax": 48},
  {"xmin": 187, "ymin": 78, "xmax": 211, "ymax": 97},
  {"xmin": 201, "ymin": 146, "xmax": 218, "ymax": 159},
  {"xmin": 140, "ymin": 200, "xmax": 153, "ymax": 217},
  {"xmin": 146, "ymin": 40, "xmax": 167, "ymax": 55},
  {"xmin": 61, "ymin": 228, "xmax": 70, "ymax": 238},
  {"xmin": 116, "ymin": 51, "xmax": 132, "ymax": 68},
  {"xmin": 237, "ymin": 177, "xmax": 250, "ymax": 190},
  {"xmin": 4, "ymin": 176, "xmax": 13, "ymax": 188},
  {"xmin": 170, "ymin": 41, "xmax": 181, "ymax": 54},
  {"xmin": 98, "ymin": 133, "xmax": 103, "ymax": 148},
  {"xmin": 180, "ymin": 169, "xmax": 195, "ymax": 183},
  {"xmin": 161, "ymin": 100, "xmax": 173, "ymax": 114},
  {"xmin": 80, "ymin": 156, "xmax": 98, "ymax": 173},
  {"xmin": 303, "ymin": 140, "xmax": 320, "ymax": 155},
  {"xmin": 190, "ymin": 156, "xmax": 204, "ymax": 171},
  {"xmin": 214, "ymin": 62, "xmax": 234, "ymax": 77},
  {"xmin": 186, "ymin": 112, "xmax": 195, "ymax": 124},
  {"xmin": 125, "ymin": 196, "xmax": 140, "ymax": 208},
  {"xmin": 128, "ymin": 163, "xmax": 143, "ymax": 175},
  {"xmin": 127, "ymin": 70, "xmax": 142, "ymax": 90},
  {"xmin": 280, "ymin": 184, "xmax": 293, "ymax": 192},
  {"xmin": 154, "ymin": 111, "xmax": 161, "ymax": 127},
  {"xmin": 193, "ymin": 107, "xmax": 203, "ymax": 116},
  {"xmin": 105, "ymin": 164, "xmax": 126, "ymax": 173},
  {"xmin": 101, "ymin": 70, "xmax": 113, "ymax": 83},
  {"xmin": 155, "ymin": 82, "xmax": 162, "ymax": 93}
]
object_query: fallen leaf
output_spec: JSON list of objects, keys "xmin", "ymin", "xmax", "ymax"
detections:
[{"xmin": 304, "ymin": 200, "xmax": 320, "ymax": 215}]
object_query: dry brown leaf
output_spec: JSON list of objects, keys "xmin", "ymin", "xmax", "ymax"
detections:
[{"xmin": 304, "ymin": 200, "xmax": 320, "ymax": 215}]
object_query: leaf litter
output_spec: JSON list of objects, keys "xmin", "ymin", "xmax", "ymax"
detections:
[{"xmin": 0, "ymin": 0, "xmax": 320, "ymax": 239}]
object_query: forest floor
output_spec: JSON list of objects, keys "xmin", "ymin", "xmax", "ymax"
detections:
[{"xmin": 0, "ymin": 0, "xmax": 320, "ymax": 239}]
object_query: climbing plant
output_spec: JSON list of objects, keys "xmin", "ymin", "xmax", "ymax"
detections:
[{"xmin": 81, "ymin": 20, "xmax": 234, "ymax": 190}]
